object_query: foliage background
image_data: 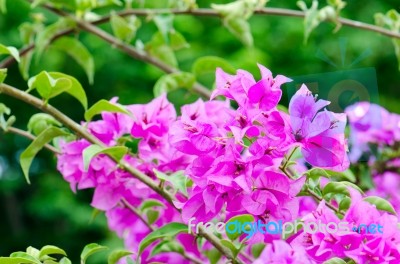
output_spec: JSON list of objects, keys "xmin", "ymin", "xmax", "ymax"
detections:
[{"xmin": 0, "ymin": 0, "xmax": 399, "ymax": 262}]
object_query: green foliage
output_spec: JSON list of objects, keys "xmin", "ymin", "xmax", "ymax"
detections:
[
  {"xmin": 80, "ymin": 243, "xmax": 108, "ymax": 264},
  {"xmin": 82, "ymin": 144, "xmax": 128, "ymax": 171},
  {"xmin": 225, "ymin": 214, "xmax": 254, "ymax": 241},
  {"xmin": 154, "ymin": 169, "xmax": 191, "ymax": 196},
  {"xmin": 137, "ymin": 222, "xmax": 187, "ymax": 256},
  {"xmin": 192, "ymin": 56, "xmax": 236, "ymax": 77},
  {"xmin": 107, "ymin": 249, "xmax": 132, "ymax": 264},
  {"xmin": 84, "ymin": 99, "xmax": 131, "ymax": 122},
  {"xmin": 153, "ymin": 72, "xmax": 196, "ymax": 97},
  {"xmin": 0, "ymin": 68, "xmax": 6, "ymax": 83},
  {"xmin": 51, "ymin": 37, "xmax": 95, "ymax": 84},
  {"xmin": 19, "ymin": 127, "xmax": 68, "ymax": 184},
  {"xmin": 27, "ymin": 113, "xmax": 62, "ymax": 136},
  {"xmin": 0, "ymin": 44, "xmax": 20, "ymax": 63},
  {"xmin": 323, "ymin": 258, "xmax": 347, "ymax": 264},
  {"xmin": 110, "ymin": 13, "xmax": 141, "ymax": 43},
  {"xmin": 363, "ymin": 196, "xmax": 397, "ymax": 215},
  {"xmin": 0, "ymin": 103, "xmax": 16, "ymax": 131}
]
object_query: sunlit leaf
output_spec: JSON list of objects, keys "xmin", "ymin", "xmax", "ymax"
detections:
[
  {"xmin": 364, "ymin": 196, "xmax": 397, "ymax": 215},
  {"xmin": 80, "ymin": 243, "xmax": 108, "ymax": 264},
  {"xmin": 110, "ymin": 13, "xmax": 141, "ymax": 43},
  {"xmin": 0, "ymin": 44, "xmax": 20, "ymax": 63},
  {"xmin": 82, "ymin": 145, "xmax": 128, "ymax": 171},
  {"xmin": 39, "ymin": 245, "xmax": 67, "ymax": 259},
  {"xmin": 107, "ymin": 249, "xmax": 133, "ymax": 264},
  {"xmin": 153, "ymin": 72, "xmax": 195, "ymax": 97}
]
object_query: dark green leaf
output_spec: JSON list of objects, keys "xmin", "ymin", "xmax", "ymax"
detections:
[
  {"xmin": 153, "ymin": 72, "xmax": 195, "ymax": 97},
  {"xmin": 108, "ymin": 249, "xmax": 133, "ymax": 264},
  {"xmin": 363, "ymin": 196, "xmax": 397, "ymax": 215},
  {"xmin": 220, "ymin": 240, "xmax": 239, "ymax": 258},
  {"xmin": 192, "ymin": 56, "xmax": 235, "ymax": 77},
  {"xmin": 138, "ymin": 223, "xmax": 187, "ymax": 256},
  {"xmin": 51, "ymin": 37, "xmax": 94, "ymax": 84},
  {"xmin": 20, "ymin": 127, "xmax": 68, "ymax": 184},
  {"xmin": 84, "ymin": 99, "xmax": 131, "ymax": 122},
  {"xmin": 140, "ymin": 199, "xmax": 165, "ymax": 212},
  {"xmin": 82, "ymin": 145, "xmax": 128, "ymax": 171},
  {"xmin": 251, "ymin": 244, "xmax": 265, "ymax": 258},
  {"xmin": 146, "ymin": 210, "xmax": 159, "ymax": 225},
  {"xmin": 80, "ymin": 243, "xmax": 108, "ymax": 264}
]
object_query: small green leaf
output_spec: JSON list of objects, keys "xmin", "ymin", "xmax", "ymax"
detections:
[
  {"xmin": 28, "ymin": 113, "xmax": 62, "ymax": 136},
  {"xmin": 323, "ymin": 257, "xmax": 347, "ymax": 264},
  {"xmin": 82, "ymin": 145, "xmax": 128, "ymax": 171},
  {"xmin": 146, "ymin": 209, "xmax": 159, "ymax": 225},
  {"xmin": 154, "ymin": 170, "xmax": 190, "ymax": 196},
  {"xmin": 48, "ymin": 72, "xmax": 88, "ymax": 110},
  {"xmin": 35, "ymin": 18, "xmax": 76, "ymax": 59},
  {"xmin": 110, "ymin": 13, "xmax": 141, "ymax": 43},
  {"xmin": 192, "ymin": 56, "xmax": 235, "ymax": 77},
  {"xmin": 0, "ymin": 68, "xmax": 6, "ymax": 83},
  {"xmin": 20, "ymin": 127, "xmax": 68, "ymax": 184},
  {"xmin": 28, "ymin": 71, "xmax": 72, "ymax": 101},
  {"xmin": 0, "ymin": 257, "xmax": 39, "ymax": 264},
  {"xmin": 204, "ymin": 249, "xmax": 221, "ymax": 264},
  {"xmin": 140, "ymin": 199, "xmax": 165, "ymax": 212},
  {"xmin": 51, "ymin": 37, "xmax": 94, "ymax": 84},
  {"xmin": 225, "ymin": 214, "xmax": 255, "ymax": 241},
  {"xmin": 108, "ymin": 249, "xmax": 133, "ymax": 264},
  {"xmin": 322, "ymin": 182, "xmax": 349, "ymax": 197},
  {"xmin": 220, "ymin": 240, "xmax": 239, "ymax": 258},
  {"xmin": 59, "ymin": 257, "xmax": 72, "ymax": 264},
  {"xmin": 339, "ymin": 196, "xmax": 351, "ymax": 211},
  {"xmin": 153, "ymin": 72, "xmax": 195, "ymax": 97},
  {"xmin": 85, "ymin": 99, "xmax": 131, "ymax": 122},
  {"xmin": 26, "ymin": 247, "xmax": 40, "ymax": 259},
  {"xmin": 169, "ymin": 31, "xmax": 189, "ymax": 50},
  {"xmin": 80, "ymin": 243, "xmax": 108, "ymax": 264},
  {"xmin": 0, "ymin": 44, "xmax": 20, "ymax": 63},
  {"xmin": 223, "ymin": 18, "xmax": 253, "ymax": 46},
  {"xmin": 363, "ymin": 196, "xmax": 397, "ymax": 215},
  {"xmin": 147, "ymin": 44, "xmax": 177, "ymax": 68},
  {"xmin": 151, "ymin": 240, "xmax": 183, "ymax": 256},
  {"xmin": 9, "ymin": 252, "xmax": 41, "ymax": 264},
  {"xmin": 39, "ymin": 245, "xmax": 67, "ymax": 259},
  {"xmin": 153, "ymin": 15, "xmax": 174, "ymax": 43},
  {"xmin": 297, "ymin": 0, "xmax": 320, "ymax": 43},
  {"xmin": 251, "ymin": 244, "xmax": 265, "ymax": 258},
  {"xmin": 138, "ymin": 223, "xmax": 187, "ymax": 256}
]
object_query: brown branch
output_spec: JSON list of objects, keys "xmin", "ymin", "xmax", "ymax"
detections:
[{"xmin": 4, "ymin": 126, "xmax": 60, "ymax": 154}]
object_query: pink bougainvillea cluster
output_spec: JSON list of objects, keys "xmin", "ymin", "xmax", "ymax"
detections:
[{"xmin": 57, "ymin": 64, "xmax": 400, "ymax": 263}]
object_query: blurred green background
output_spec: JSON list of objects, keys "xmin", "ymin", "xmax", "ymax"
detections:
[{"xmin": 1, "ymin": 0, "xmax": 399, "ymax": 262}]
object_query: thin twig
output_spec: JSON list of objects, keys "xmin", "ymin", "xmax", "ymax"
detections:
[{"xmin": 4, "ymin": 126, "xmax": 60, "ymax": 154}]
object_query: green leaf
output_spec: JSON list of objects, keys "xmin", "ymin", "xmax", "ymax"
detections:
[
  {"xmin": 28, "ymin": 113, "xmax": 62, "ymax": 136},
  {"xmin": 0, "ymin": 44, "xmax": 20, "ymax": 63},
  {"xmin": 154, "ymin": 170, "xmax": 190, "ymax": 196},
  {"xmin": 223, "ymin": 18, "xmax": 253, "ymax": 46},
  {"xmin": 169, "ymin": 31, "xmax": 189, "ymax": 50},
  {"xmin": 146, "ymin": 209, "xmax": 159, "ymax": 225},
  {"xmin": 80, "ymin": 243, "xmax": 108, "ymax": 264},
  {"xmin": 26, "ymin": 247, "xmax": 40, "ymax": 259},
  {"xmin": 9, "ymin": 252, "xmax": 41, "ymax": 264},
  {"xmin": 110, "ymin": 13, "xmax": 141, "ymax": 43},
  {"xmin": 225, "ymin": 214, "xmax": 255, "ymax": 241},
  {"xmin": 82, "ymin": 145, "xmax": 128, "ymax": 171},
  {"xmin": 0, "ymin": 68, "xmax": 6, "ymax": 83},
  {"xmin": 220, "ymin": 240, "xmax": 239, "ymax": 258},
  {"xmin": 339, "ymin": 196, "xmax": 351, "ymax": 211},
  {"xmin": 251, "ymin": 243, "xmax": 265, "ymax": 258},
  {"xmin": 297, "ymin": 0, "xmax": 320, "ymax": 43},
  {"xmin": 138, "ymin": 223, "xmax": 187, "ymax": 256},
  {"xmin": 363, "ymin": 196, "xmax": 397, "ymax": 215},
  {"xmin": 35, "ymin": 18, "xmax": 76, "ymax": 59},
  {"xmin": 0, "ymin": 257, "xmax": 39, "ymax": 264},
  {"xmin": 39, "ymin": 245, "xmax": 67, "ymax": 259},
  {"xmin": 20, "ymin": 127, "xmax": 68, "ymax": 184},
  {"xmin": 204, "ymin": 249, "xmax": 221, "ymax": 264},
  {"xmin": 153, "ymin": 15, "xmax": 174, "ymax": 43},
  {"xmin": 28, "ymin": 71, "xmax": 72, "ymax": 101},
  {"xmin": 50, "ymin": 72, "xmax": 88, "ymax": 110},
  {"xmin": 107, "ymin": 249, "xmax": 133, "ymax": 264},
  {"xmin": 192, "ymin": 56, "xmax": 235, "ymax": 77},
  {"xmin": 322, "ymin": 182, "xmax": 349, "ymax": 197},
  {"xmin": 85, "ymin": 99, "xmax": 131, "ymax": 122},
  {"xmin": 153, "ymin": 72, "xmax": 195, "ymax": 97},
  {"xmin": 305, "ymin": 168, "xmax": 331, "ymax": 180},
  {"xmin": 147, "ymin": 44, "xmax": 177, "ymax": 68},
  {"xmin": 140, "ymin": 199, "xmax": 165, "ymax": 212},
  {"xmin": 151, "ymin": 240, "xmax": 184, "ymax": 256},
  {"xmin": 51, "ymin": 37, "xmax": 94, "ymax": 84},
  {"xmin": 59, "ymin": 257, "xmax": 72, "ymax": 264},
  {"xmin": 0, "ymin": 0, "xmax": 6, "ymax": 13},
  {"xmin": 323, "ymin": 257, "xmax": 347, "ymax": 264}
]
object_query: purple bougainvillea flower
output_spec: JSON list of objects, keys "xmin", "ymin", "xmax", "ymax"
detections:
[{"xmin": 289, "ymin": 84, "xmax": 349, "ymax": 171}]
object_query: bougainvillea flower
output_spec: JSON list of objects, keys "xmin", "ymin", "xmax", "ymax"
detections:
[{"xmin": 289, "ymin": 84, "xmax": 349, "ymax": 170}]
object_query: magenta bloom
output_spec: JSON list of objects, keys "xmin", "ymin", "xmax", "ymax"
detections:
[{"xmin": 289, "ymin": 84, "xmax": 349, "ymax": 171}]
